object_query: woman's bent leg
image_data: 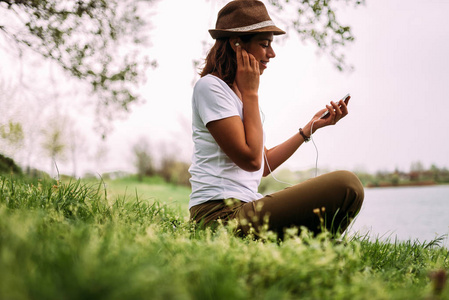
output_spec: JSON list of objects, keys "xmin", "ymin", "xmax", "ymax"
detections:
[
  {"xmin": 236, "ymin": 170, "xmax": 364, "ymax": 238},
  {"xmin": 190, "ymin": 199, "xmax": 245, "ymax": 229}
]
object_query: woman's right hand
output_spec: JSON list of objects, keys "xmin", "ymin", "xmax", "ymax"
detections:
[{"xmin": 234, "ymin": 45, "xmax": 260, "ymax": 98}]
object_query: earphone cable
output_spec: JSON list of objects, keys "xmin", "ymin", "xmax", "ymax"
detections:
[
  {"xmin": 310, "ymin": 119, "xmax": 319, "ymax": 177},
  {"xmin": 261, "ymin": 109, "xmax": 320, "ymax": 186}
]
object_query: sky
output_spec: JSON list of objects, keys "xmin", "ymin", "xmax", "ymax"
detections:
[{"xmin": 2, "ymin": 0, "xmax": 449, "ymax": 176}]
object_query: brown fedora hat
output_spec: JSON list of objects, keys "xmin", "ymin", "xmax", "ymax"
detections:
[{"xmin": 209, "ymin": 0, "xmax": 286, "ymax": 39}]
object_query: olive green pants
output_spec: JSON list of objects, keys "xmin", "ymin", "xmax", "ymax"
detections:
[{"xmin": 190, "ymin": 170, "xmax": 364, "ymax": 239}]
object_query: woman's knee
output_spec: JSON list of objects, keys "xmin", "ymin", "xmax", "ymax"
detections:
[
  {"xmin": 330, "ymin": 170, "xmax": 364, "ymax": 195},
  {"xmin": 321, "ymin": 171, "xmax": 364, "ymax": 233},
  {"xmin": 326, "ymin": 170, "xmax": 365, "ymax": 214}
]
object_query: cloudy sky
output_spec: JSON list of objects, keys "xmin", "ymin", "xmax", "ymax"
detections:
[{"xmin": 2, "ymin": 0, "xmax": 448, "ymax": 176}]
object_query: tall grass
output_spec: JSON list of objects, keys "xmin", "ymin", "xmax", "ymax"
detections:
[{"xmin": 0, "ymin": 175, "xmax": 448, "ymax": 299}]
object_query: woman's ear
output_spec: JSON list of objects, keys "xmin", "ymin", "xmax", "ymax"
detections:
[{"xmin": 229, "ymin": 37, "xmax": 241, "ymax": 52}]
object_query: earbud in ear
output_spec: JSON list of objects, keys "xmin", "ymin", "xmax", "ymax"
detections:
[{"xmin": 235, "ymin": 42, "xmax": 240, "ymax": 46}]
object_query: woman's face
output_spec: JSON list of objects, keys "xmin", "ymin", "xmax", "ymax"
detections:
[{"xmin": 244, "ymin": 32, "xmax": 276, "ymax": 75}]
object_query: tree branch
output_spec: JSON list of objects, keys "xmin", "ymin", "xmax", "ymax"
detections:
[{"xmin": 0, "ymin": 0, "xmax": 156, "ymax": 137}]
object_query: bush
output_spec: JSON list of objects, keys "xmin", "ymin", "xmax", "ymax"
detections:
[
  {"xmin": 159, "ymin": 157, "xmax": 191, "ymax": 187},
  {"xmin": 0, "ymin": 154, "xmax": 22, "ymax": 175}
]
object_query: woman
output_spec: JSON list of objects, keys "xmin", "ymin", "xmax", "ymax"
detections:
[{"xmin": 189, "ymin": 0, "xmax": 364, "ymax": 239}]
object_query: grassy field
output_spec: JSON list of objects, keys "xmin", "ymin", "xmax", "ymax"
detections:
[
  {"xmin": 100, "ymin": 175, "xmax": 191, "ymax": 213},
  {"xmin": 1, "ymin": 174, "xmax": 448, "ymax": 299}
]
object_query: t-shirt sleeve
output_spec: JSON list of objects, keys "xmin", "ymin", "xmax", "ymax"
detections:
[{"xmin": 194, "ymin": 77, "xmax": 240, "ymax": 126}]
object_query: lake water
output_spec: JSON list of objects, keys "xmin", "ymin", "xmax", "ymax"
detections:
[{"xmin": 347, "ymin": 185, "xmax": 449, "ymax": 248}]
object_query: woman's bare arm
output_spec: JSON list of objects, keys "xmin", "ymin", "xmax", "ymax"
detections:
[
  {"xmin": 263, "ymin": 98, "xmax": 350, "ymax": 176},
  {"xmin": 207, "ymin": 44, "xmax": 264, "ymax": 172}
]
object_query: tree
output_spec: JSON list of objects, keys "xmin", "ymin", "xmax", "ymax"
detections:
[
  {"xmin": 410, "ymin": 161, "xmax": 424, "ymax": 181},
  {"xmin": 41, "ymin": 120, "xmax": 67, "ymax": 177},
  {"xmin": 0, "ymin": 0, "xmax": 156, "ymax": 135},
  {"xmin": 267, "ymin": 0, "xmax": 365, "ymax": 71},
  {"xmin": 0, "ymin": 121, "xmax": 24, "ymax": 156},
  {"xmin": 132, "ymin": 138, "xmax": 155, "ymax": 182},
  {"xmin": 194, "ymin": 0, "xmax": 364, "ymax": 78}
]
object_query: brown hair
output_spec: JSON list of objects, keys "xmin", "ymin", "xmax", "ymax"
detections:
[{"xmin": 200, "ymin": 35, "xmax": 255, "ymax": 87}]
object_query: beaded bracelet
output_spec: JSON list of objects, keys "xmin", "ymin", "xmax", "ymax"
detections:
[{"xmin": 299, "ymin": 128, "xmax": 310, "ymax": 143}]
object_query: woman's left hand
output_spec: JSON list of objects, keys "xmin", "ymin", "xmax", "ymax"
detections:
[{"xmin": 308, "ymin": 97, "xmax": 350, "ymax": 133}]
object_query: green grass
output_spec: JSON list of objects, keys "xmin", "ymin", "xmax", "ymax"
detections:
[
  {"xmin": 0, "ymin": 174, "xmax": 448, "ymax": 299},
  {"xmin": 101, "ymin": 175, "xmax": 191, "ymax": 212}
]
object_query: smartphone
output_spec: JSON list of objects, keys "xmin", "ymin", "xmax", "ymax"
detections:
[{"xmin": 320, "ymin": 93, "xmax": 351, "ymax": 119}]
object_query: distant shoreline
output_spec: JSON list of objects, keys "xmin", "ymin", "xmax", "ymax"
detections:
[{"xmin": 365, "ymin": 180, "xmax": 444, "ymax": 188}]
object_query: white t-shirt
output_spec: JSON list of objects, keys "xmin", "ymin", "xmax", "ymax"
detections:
[{"xmin": 189, "ymin": 74, "xmax": 264, "ymax": 209}]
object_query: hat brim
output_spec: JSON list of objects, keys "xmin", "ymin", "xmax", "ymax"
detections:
[{"xmin": 209, "ymin": 26, "xmax": 286, "ymax": 39}]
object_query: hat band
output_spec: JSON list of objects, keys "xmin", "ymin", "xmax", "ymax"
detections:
[{"xmin": 224, "ymin": 20, "xmax": 275, "ymax": 32}]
